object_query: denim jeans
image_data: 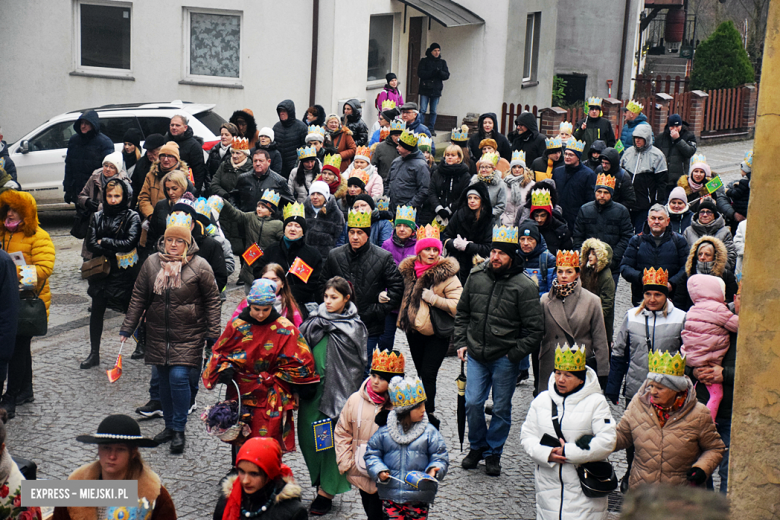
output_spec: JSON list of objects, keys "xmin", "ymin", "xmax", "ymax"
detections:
[
  {"xmin": 465, "ymin": 354, "xmax": 521, "ymax": 456},
  {"xmin": 519, "ymin": 355, "xmax": 530, "ymax": 371},
  {"xmin": 156, "ymin": 365, "xmax": 191, "ymax": 431},
  {"xmin": 150, "ymin": 361, "xmax": 201, "ymax": 403},
  {"xmin": 706, "ymin": 416, "xmax": 731, "ymax": 493},
  {"xmin": 419, "ymin": 95, "xmax": 440, "ymax": 130},
  {"xmin": 377, "ymin": 313, "xmax": 397, "ymax": 352}
]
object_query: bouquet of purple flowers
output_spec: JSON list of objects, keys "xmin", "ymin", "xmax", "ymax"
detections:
[{"xmin": 201, "ymin": 381, "xmax": 252, "ymax": 442}]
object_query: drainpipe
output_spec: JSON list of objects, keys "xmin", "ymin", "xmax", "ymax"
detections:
[
  {"xmin": 618, "ymin": 0, "xmax": 632, "ymax": 99},
  {"xmin": 309, "ymin": 0, "xmax": 319, "ymax": 107}
]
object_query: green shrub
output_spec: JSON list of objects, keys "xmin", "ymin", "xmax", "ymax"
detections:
[
  {"xmin": 552, "ymin": 76, "xmax": 567, "ymax": 107},
  {"xmin": 691, "ymin": 20, "xmax": 755, "ymax": 90}
]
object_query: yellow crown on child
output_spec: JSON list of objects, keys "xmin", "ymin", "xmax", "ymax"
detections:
[
  {"xmin": 390, "ymin": 119, "xmax": 407, "ymax": 132},
  {"xmin": 531, "ymin": 188, "xmax": 552, "ymax": 208},
  {"xmin": 559, "ymin": 121, "xmax": 573, "ymax": 134},
  {"xmin": 283, "ymin": 202, "xmax": 305, "ymax": 220},
  {"xmin": 231, "ymin": 137, "xmax": 250, "ymax": 151},
  {"xmin": 371, "ymin": 348, "xmax": 405, "ymax": 374},
  {"xmin": 416, "ymin": 223, "xmax": 440, "ymax": 241},
  {"xmin": 595, "ymin": 174, "xmax": 616, "ymax": 189},
  {"xmin": 690, "ymin": 153, "xmax": 708, "ymax": 165},
  {"xmin": 555, "ymin": 343, "xmax": 587, "ymax": 372},
  {"xmin": 626, "ymin": 100, "xmax": 644, "ymax": 114},
  {"xmin": 323, "ymin": 154, "xmax": 342, "ymax": 169},
  {"xmin": 567, "ymin": 140, "xmax": 586, "ymax": 153},
  {"xmin": 389, "ymin": 376, "xmax": 427, "ymax": 410},
  {"xmin": 348, "ymin": 169, "xmax": 370, "ymax": 186},
  {"xmin": 588, "ymin": 97, "xmax": 603, "ymax": 107},
  {"xmin": 492, "ymin": 225, "xmax": 519, "ymax": 244},
  {"xmin": 297, "ymin": 146, "xmax": 317, "ymax": 160},
  {"xmin": 556, "ymin": 250, "xmax": 580, "ymax": 268},
  {"xmin": 381, "ymin": 100, "xmax": 397, "ymax": 111},
  {"xmin": 193, "ymin": 197, "xmax": 211, "ymax": 219},
  {"xmin": 347, "ymin": 209, "xmax": 372, "ymax": 229},
  {"xmin": 396, "ymin": 205, "xmax": 418, "ymax": 225},
  {"xmin": 642, "ymin": 267, "xmax": 669, "ymax": 287},
  {"xmin": 399, "ymin": 129, "xmax": 419, "ymax": 147},
  {"xmin": 166, "ymin": 212, "xmax": 192, "ymax": 229},
  {"xmin": 546, "ymin": 137, "xmax": 562, "ymax": 150},
  {"xmin": 261, "ymin": 190, "xmax": 281, "ymax": 207},
  {"xmin": 480, "ymin": 151, "xmax": 500, "ymax": 166},
  {"xmin": 511, "ymin": 150, "xmax": 526, "ymax": 164},
  {"xmin": 418, "ymin": 134, "xmax": 432, "ymax": 151},
  {"xmin": 355, "ymin": 146, "xmax": 373, "ymax": 160},
  {"xmin": 207, "ymin": 195, "xmax": 224, "ymax": 214},
  {"xmin": 744, "ymin": 149, "xmax": 753, "ymax": 168},
  {"xmin": 451, "ymin": 125, "xmax": 469, "ymax": 142},
  {"xmin": 648, "ymin": 350, "xmax": 686, "ymax": 377}
]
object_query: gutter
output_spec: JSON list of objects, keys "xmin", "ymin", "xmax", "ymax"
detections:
[{"xmin": 309, "ymin": 0, "xmax": 319, "ymax": 107}]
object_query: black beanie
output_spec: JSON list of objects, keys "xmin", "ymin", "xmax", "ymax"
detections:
[
  {"xmin": 386, "ymin": 72, "xmax": 397, "ymax": 83},
  {"xmin": 491, "ymin": 241, "xmax": 517, "ymax": 257},
  {"xmin": 428, "ymin": 42, "xmax": 441, "ymax": 52},
  {"xmin": 382, "ymin": 108, "xmax": 400, "ymax": 123},
  {"xmin": 123, "ymin": 128, "xmax": 143, "ymax": 149},
  {"xmin": 371, "ymin": 370, "xmax": 396, "ymax": 383},
  {"xmin": 518, "ymin": 219, "xmax": 541, "ymax": 244},
  {"xmin": 284, "ymin": 215, "xmax": 307, "ymax": 235},
  {"xmin": 697, "ymin": 198, "xmax": 719, "ymax": 219},
  {"xmin": 354, "ymin": 194, "xmax": 376, "ymax": 210},
  {"xmin": 570, "ymin": 370, "xmax": 587, "ymax": 382}
]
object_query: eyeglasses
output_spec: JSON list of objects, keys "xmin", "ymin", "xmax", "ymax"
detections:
[
  {"xmin": 699, "ymin": 210, "xmax": 714, "ymax": 215},
  {"xmin": 159, "ymin": 154, "xmax": 176, "ymax": 160}
]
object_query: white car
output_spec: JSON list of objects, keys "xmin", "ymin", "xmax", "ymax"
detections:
[{"xmin": 6, "ymin": 101, "xmax": 226, "ymax": 206}]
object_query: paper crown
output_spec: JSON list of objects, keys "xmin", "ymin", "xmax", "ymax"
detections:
[
  {"xmin": 297, "ymin": 146, "xmax": 317, "ymax": 160},
  {"xmin": 283, "ymin": 202, "xmax": 305, "ymax": 221},
  {"xmin": 588, "ymin": 96, "xmax": 603, "ymax": 107},
  {"xmin": 545, "ymin": 136, "xmax": 563, "ymax": 150},
  {"xmin": 451, "ymin": 125, "xmax": 469, "ymax": 142},
  {"xmin": 566, "ymin": 139, "xmax": 586, "ymax": 153},
  {"xmin": 418, "ymin": 134, "xmax": 432, "ymax": 151},
  {"xmin": 492, "ymin": 225, "xmax": 519, "ymax": 244},
  {"xmin": 380, "ymin": 127, "xmax": 391, "ymax": 140},
  {"xmin": 559, "ymin": 121, "xmax": 573, "ymax": 134},
  {"xmin": 348, "ymin": 169, "xmax": 370, "ymax": 186},
  {"xmin": 376, "ymin": 197, "xmax": 390, "ymax": 211},
  {"xmin": 261, "ymin": 189, "xmax": 281, "ymax": 207},
  {"xmin": 479, "ymin": 151, "xmax": 500, "ymax": 166},
  {"xmin": 396, "ymin": 205, "xmax": 418, "ymax": 225},
  {"xmin": 166, "ymin": 212, "xmax": 192, "ymax": 230},
  {"xmin": 355, "ymin": 145, "xmax": 373, "ymax": 161},
  {"xmin": 231, "ymin": 136, "xmax": 250, "ymax": 151},
  {"xmin": 642, "ymin": 267, "xmax": 669, "ymax": 287},
  {"xmin": 744, "ymin": 149, "xmax": 753, "ymax": 168},
  {"xmin": 307, "ymin": 124, "xmax": 326, "ymax": 138},
  {"xmin": 207, "ymin": 195, "xmax": 224, "ymax": 214},
  {"xmin": 595, "ymin": 174, "xmax": 616, "ymax": 189},
  {"xmin": 381, "ymin": 99, "xmax": 397, "ymax": 111},
  {"xmin": 417, "ymin": 223, "xmax": 440, "ymax": 241},
  {"xmin": 555, "ymin": 343, "xmax": 587, "ymax": 372},
  {"xmin": 511, "ymin": 150, "xmax": 526, "ymax": 164},
  {"xmin": 648, "ymin": 350, "xmax": 686, "ymax": 377},
  {"xmin": 389, "ymin": 376, "xmax": 427, "ymax": 410},
  {"xmin": 399, "ymin": 129, "xmax": 419, "ymax": 148},
  {"xmin": 626, "ymin": 100, "xmax": 644, "ymax": 114},
  {"xmin": 556, "ymin": 250, "xmax": 580, "ymax": 268},
  {"xmin": 531, "ymin": 188, "xmax": 552, "ymax": 209},
  {"xmin": 371, "ymin": 348, "xmax": 405, "ymax": 374},
  {"xmin": 116, "ymin": 249, "xmax": 138, "ymax": 269},
  {"xmin": 390, "ymin": 119, "xmax": 407, "ymax": 132},
  {"xmin": 690, "ymin": 153, "xmax": 707, "ymax": 166},
  {"xmin": 323, "ymin": 154, "xmax": 342, "ymax": 170},
  {"xmin": 347, "ymin": 209, "xmax": 372, "ymax": 229},
  {"xmin": 193, "ymin": 197, "xmax": 210, "ymax": 218}
]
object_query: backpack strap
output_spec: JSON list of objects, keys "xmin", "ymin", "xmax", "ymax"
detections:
[{"xmin": 550, "ymin": 398, "xmax": 566, "ymax": 442}]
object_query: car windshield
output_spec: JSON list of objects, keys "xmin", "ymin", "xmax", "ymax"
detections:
[{"xmin": 194, "ymin": 110, "xmax": 227, "ymax": 136}]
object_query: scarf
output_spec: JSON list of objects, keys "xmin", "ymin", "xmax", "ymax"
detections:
[
  {"xmin": 551, "ymin": 278, "xmax": 578, "ymax": 299},
  {"xmin": 153, "ymin": 252, "xmax": 191, "ymax": 295},
  {"xmin": 688, "ymin": 174, "xmax": 705, "ymax": 192},
  {"xmin": 231, "ymin": 156, "xmax": 248, "ymax": 169},
  {"xmin": 366, "ymin": 383, "xmax": 386, "ymax": 405},
  {"xmin": 651, "ymin": 390, "xmax": 688, "ymax": 428},
  {"xmin": 283, "ymin": 235, "xmax": 303, "ymax": 249},
  {"xmin": 697, "ymin": 260, "xmax": 714, "ymax": 274},
  {"xmin": 414, "ymin": 259, "xmax": 437, "ymax": 278},
  {"xmin": 324, "ymin": 174, "xmax": 342, "ymax": 194},
  {"xmin": 273, "ymin": 295, "xmax": 284, "ymax": 315}
]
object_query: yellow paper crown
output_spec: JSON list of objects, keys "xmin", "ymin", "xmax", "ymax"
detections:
[
  {"xmin": 355, "ymin": 145, "xmax": 373, "ymax": 161},
  {"xmin": 626, "ymin": 100, "xmax": 644, "ymax": 114},
  {"xmin": 347, "ymin": 209, "xmax": 372, "ymax": 229},
  {"xmin": 390, "ymin": 119, "xmax": 407, "ymax": 132},
  {"xmin": 396, "ymin": 205, "xmax": 418, "ymax": 226},
  {"xmin": 492, "ymin": 225, "xmax": 519, "ymax": 244},
  {"xmin": 207, "ymin": 195, "xmax": 224, "ymax": 213},
  {"xmin": 546, "ymin": 136, "xmax": 562, "ymax": 150},
  {"xmin": 559, "ymin": 121, "xmax": 573, "ymax": 134},
  {"xmin": 389, "ymin": 376, "xmax": 427, "ymax": 409},
  {"xmin": 418, "ymin": 134, "xmax": 432, "ymax": 151},
  {"xmin": 642, "ymin": 267, "xmax": 669, "ymax": 287},
  {"xmin": 371, "ymin": 348, "xmax": 405, "ymax": 374},
  {"xmin": 348, "ymin": 169, "xmax": 370, "ymax": 186},
  {"xmin": 166, "ymin": 212, "xmax": 192, "ymax": 230},
  {"xmin": 595, "ymin": 174, "xmax": 617, "ymax": 189},
  {"xmin": 283, "ymin": 202, "xmax": 305, "ymax": 220},
  {"xmin": 588, "ymin": 97, "xmax": 603, "ymax": 107},
  {"xmin": 261, "ymin": 189, "xmax": 281, "ymax": 207},
  {"xmin": 297, "ymin": 145, "xmax": 317, "ymax": 160},
  {"xmin": 323, "ymin": 154, "xmax": 342, "ymax": 169},
  {"xmin": 555, "ymin": 343, "xmax": 587, "ymax": 372},
  {"xmin": 479, "ymin": 151, "xmax": 500, "ymax": 166},
  {"xmin": 451, "ymin": 125, "xmax": 469, "ymax": 142},
  {"xmin": 307, "ymin": 124, "xmax": 326, "ymax": 138},
  {"xmin": 381, "ymin": 99, "xmax": 397, "ymax": 111},
  {"xmin": 531, "ymin": 188, "xmax": 552, "ymax": 208},
  {"xmin": 648, "ymin": 350, "xmax": 686, "ymax": 377},
  {"xmin": 231, "ymin": 136, "xmax": 250, "ymax": 151},
  {"xmin": 399, "ymin": 129, "xmax": 419, "ymax": 147},
  {"xmin": 567, "ymin": 140, "xmax": 585, "ymax": 153},
  {"xmin": 556, "ymin": 250, "xmax": 580, "ymax": 268},
  {"xmin": 416, "ymin": 223, "xmax": 440, "ymax": 241},
  {"xmin": 690, "ymin": 153, "xmax": 707, "ymax": 166},
  {"xmin": 511, "ymin": 150, "xmax": 526, "ymax": 165}
]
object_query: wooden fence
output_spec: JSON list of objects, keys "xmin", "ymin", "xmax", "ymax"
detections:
[
  {"xmin": 499, "ymin": 103, "xmax": 539, "ymax": 135},
  {"xmin": 701, "ymin": 87, "xmax": 745, "ymax": 134},
  {"xmin": 634, "ymin": 74, "xmax": 690, "ymax": 97}
]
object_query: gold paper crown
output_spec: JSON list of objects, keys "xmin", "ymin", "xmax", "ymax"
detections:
[
  {"xmin": 648, "ymin": 350, "xmax": 686, "ymax": 377},
  {"xmin": 399, "ymin": 129, "xmax": 419, "ymax": 147},
  {"xmin": 380, "ymin": 127, "xmax": 391, "ymax": 140},
  {"xmin": 371, "ymin": 348, "xmax": 405, "ymax": 374},
  {"xmin": 451, "ymin": 125, "xmax": 469, "ymax": 142},
  {"xmin": 556, "ymin": 250, "xmax": 580, "ymax": 268},
  {"xmin": 347, "ymin": 209, "xmax": 372, "ymax": 229},
  {"xmin": 307, "ymin": 124, "xmax": 326, "ymax": 138},
  {"xmin": 595, "ymin": 174, "xmax": 616, "ymax": 189},
  {"xmin": 231, "ymin": 136, "xmax": 250, "ymax": 151},
  {"xmin": 166, "ymin": 212, "xmax": 192, "ymax": 230},
  {"xmin": 348, "ymin": 169, "xmax": 370, "ymax": 186},
  {"xmin": 416, "ymin": 223, "xmax": 440, "ymax": 241},
  {"xmin": 389, "ymin": 376, "xmax": 427, "ymax": 409},
  {"xmin": 390, "ymin": 119, "xmax": 407, "ymax": 132},
  {"xmin": 376, "ymin": 196, "xmax": 390, "ymax": 211},
  {"xmin": 546, "ymin": 136, "xmax": 562, "ymax": 150},
  {"xmin": 642, "ymin": 267, "xmax": 669, "ymax": 287},
  {"xmin": 555, "ymin": 343, "xmax": 587, "ymax": 372},
  {"xmin": 381, "ymin": 99, "xmax": 397, "ymax": 111},
  {"xmin": 283, "ymin": 202, "xmax": 305, "ymax": 220},
  {"xmin": 479, "ymin": 151, "xmax": 500, "ymax": 166},
  {"xmin": 511, "ymin": 150, "xmax": 526, "ymax": 164},
  {"xmin": 588, "ymin": 97, "xmax": 603, "ymax": 107},
  {"xmin": 396, "ymin": 205, "xmax": 418, "ymax": 225},
  {"xmin": 355, "ymin": 145, "xmax": 373, "ymax": 160},
  {"xmin": 323, "ymin": 154, "xmax": 342, "ymax": 169},
  {"xmin": 261, "ymin": 189, "xmax": 281, "ymax": 207},
  {"xmin": 559, "ymin": 121, "xmax": 573, "ymax": 134},
  {"xmin": 567, "ymin": 140, "xmax": 585, "ymax": 153},
  {"xmin": 492, "ymin": 225, "xmax": 519, "ymax": 244},
  {"xmin": 626, "ymin": 100, "xmax": 644, "ymax": 114},
  {"xmin": 531, "ymin": 188, "xmax": 552, "ymax": 208},
  {"xmin": 297, "ymin": 145, "xmax": 317, "ymax": 160},
  {"xmin": 418, "ymin": 134, "xmax": 432, "ymax": 151},
  {"xmin": 690, "ymin": 153, "xmax": 707, "ymax": 165}
]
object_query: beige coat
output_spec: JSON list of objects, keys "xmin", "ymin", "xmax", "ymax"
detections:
[
  {"xmin": 615, "ymin": 378, "xmax": 725, "ymax": 489},
  {"xmin": 334, "ymin": 380, "xmax": 393, "ymax": 493},
  {"xmin": 397, "ymin": 256, "xmax": 462, "ymax": 336}
]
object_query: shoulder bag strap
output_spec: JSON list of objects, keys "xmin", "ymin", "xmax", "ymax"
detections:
[{"xmin": 550, "ymin": 397, "xmax": 566, "ymax": 442}]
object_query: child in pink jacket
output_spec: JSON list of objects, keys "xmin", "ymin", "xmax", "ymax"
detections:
[{"xmin": 681, "ymin": 274, "xmax": 739, "ymax": 420}]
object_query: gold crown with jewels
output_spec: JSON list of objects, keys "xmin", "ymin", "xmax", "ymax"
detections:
[
  {"xmin": 355, "ymin": 145, "xmax": 373, "ymax": 160},
  {"xmin": 511, "ymin": 150, "xmax": 526, "ymax": 164},
  {"xmin": 166, "ymin": 212, "xmax": 191, "ymax": 230},
  {"xmin": 381, "ymin": 100, "xmax": 397, "ymax": 111},
  {"xmin": 480, "ymin": 151, "xmax": 500, "ymax": 166},
  {"xmin": 531, "ymin": 188, "xmax": 552, "ymax": 208},
  {"xmin": 283, "ymin": 202, "xmax": 305, "ymax": 220},
  {"xmin": 626, "ymin": 100, "xmax": 644, "ymax": 114},
  {"xmin": 595, "ymin": 174, "xmax": 616, "ymax": 189},
  {"xmin": 559, "ymin": 121, "xmax": 573, "ymax": 134},
  {"xmin": 492, "ymin": 225, "xmax": 519, "ymax": 244},
  {"xmin": 642, "ymin": 267, "xmax": 669, "ymax": 287},
  {"xmin": 376, "ymin": 196, "xmax": 390, "ymax": 211},
  {"xmin": 323, "ymin": 154, "xmax": 342, "ymax": 169},
  {"xmin": 371, "ymin": 348, "xmax": 405, "ymax": 374},
  {"xmin": 399, "ymin": 129, "xmax": 419, "ymax": 148},
  {"xmin": 416, "ymin": 223, "xmax": 440, "ymax": 241},
  {"xmin": 588, "ymin": 97, "xmax": 603, "ymax": 107},
  {"xmin": 347, "ymin": 209, "xmax": 372, "ymax": 228},
  {"xmin": 231, "ymin": 136, "xmax": 249, "ymax": 151},
  {"xmin": 418, "ymin": 134, "xmax": 432, "ymax": 151},
  {"xmin": 690, "ymin": 153, "xmax": 708, "ymax": 165},
  {"xmin": 389, "ymin": 376, "xmax": 427, "ymax": 409},
  {"xmin": 556, "ymin": 250, "xmax": 580, "ymax": 268},
  {"xmin": 546, "ymin": 137, "xmax": 562, "ymax": 150},
  {"xmin": 261, "ymin": 190, "xmax": 281, "ymax": 207},
  {"xmin": 555, "ymin": 343, "xmax": 587, "ymax": 372},
  {"xmin": 567, "ymin": 139, "xmax": 585, "ymax": 153},
  {"xmin": 390, "ymin": 119, "xmax": 407, "ymax": 132},
  {"xmin": 348, "ymin": 169, "xmax": 369, "ymax": 186},
  {"xmin": 451, "ymin": 125, "xmax": 469, "ymax": 142},
  {"xmin": 396, "ymin": 205, "xmax": 417, "ymax": 225},
  {"xmin": 297, "ymin": 146, "xmax": 317, "ymax": 160},
  {"xmin": 648, "ymin": 350, "xmax": 686, "ymax": 377}
]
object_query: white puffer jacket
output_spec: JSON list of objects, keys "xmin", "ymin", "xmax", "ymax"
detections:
[{"xmin": 521, "ymin": 367, "xmax": 616, "ymax": 520}]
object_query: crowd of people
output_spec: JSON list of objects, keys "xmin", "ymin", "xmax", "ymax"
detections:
[{"xmin": 0, "ymin": 89, "xmax": 753, "ymax": 519}]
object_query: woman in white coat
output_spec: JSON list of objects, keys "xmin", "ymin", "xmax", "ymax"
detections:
[{"xmin": 521, "ymin": 344, "xmax": 616, "ymax": 520}]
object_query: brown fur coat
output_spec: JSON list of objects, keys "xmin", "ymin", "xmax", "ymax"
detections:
[{"xmin": 397, "ymin": 256, "xmax": 462, "ymax": 336}]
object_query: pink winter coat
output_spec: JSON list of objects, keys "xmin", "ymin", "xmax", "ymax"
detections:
[{"xmin": 681, "ymin": 274, "xmax": 739, "ymax": 367}]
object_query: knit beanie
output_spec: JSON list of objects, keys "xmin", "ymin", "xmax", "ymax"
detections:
[
  {"xmin": 688, "ymin": 158, "xmax": 711, "ymax": 179},
  {"xmin": 697, "ymin": 198, "xmax": 719, "ymax": 219},
  {"xmin": 102, "ymin": 151, "xmax": 123, "ymax": 172},
  {"xmin": 646, "ymin": 371, "xmax": 688, "ymax": 392},
  {"xmin": 247, "ymin": 278, "xmax": 278, "ymax": 306},
  {"xmin": 309, "ymin": 180, "xmax": 331, "ymax": 200},
  {"xmin": 667, "ymin": 186, "xmax": 688, "ymax": 205},
  {"xmin": 164, "ymin": 218, "xmax": 192, "ymax": 245},
  {"xmin": 159, "ymin": 141, "xmax": 180, "ymax": 161},
  {"xmin": 491, "ymin": 239, "xmax": 518, "ymax": 257},
  {"xmin": 258, "ymin": 127, "xmax": 274, "ymax": 141},
  {"xmin": 518, "ymin": 220, "xmax": 541, "ymax": 245},
  {"xmin": 415, "ymin": 235, "xmax": 442, "ymax": 256},
  {"xmin": 354, "ymin": 194, "xmax": 376, "ymax": 211},
  {"xmin": 386, "ymin": 72, "xmax": 397, "ymax": 83},
  {"xmin": 123, "ymin": 128, "xmax": 142, "ymax": 149},
  {"xmin": 284, "ymin": 215, "xmax": 307, "ymax": 234},
  {"xmin": 381, "ymin": 108, "xmax": 400, "ymax": 124}
]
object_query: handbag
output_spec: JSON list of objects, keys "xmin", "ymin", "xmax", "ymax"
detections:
[
  {"xmin": 69, "ymin": 210, "xmax": 90, "ymax": 239},
  {"xmin": 17, "ymin": 290, "xmax": 47, "ymax": 337},
  {"xmin": 80, "ymin": 255, "xmax": 110, "ymax": 281},
  {"xmin": 428, "ymin": 289, "xmax": 455, "ymax": 338},
  {"xmin": 352, "ymin": 396, "xmax": 370, "ymax": 477},
  {"xmin": 550, "ymin": 399, "xmax": 617, "ymax": 498}
]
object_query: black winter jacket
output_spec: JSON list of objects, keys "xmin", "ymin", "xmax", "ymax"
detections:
[
  {"xmin": 509, "ymin": 112, "xmax": 547, "ymax": 167},
  {"xmin": 467, "ymin": 113, "xmax": 512, "ymax": 162},
  {"xmin": 386, "ymin": 150, "xmax": 430, "ymax": 212},
  {"xmin": 572, "ymin": 199, "xmax": 634, "ymax": 271},
  {"xmin": 595, "ymin": 148, "xmax": 637, "ymax": 210},
  {"xmin": 0, "ymin": 250, "xmax": 18, "ymax": 361},
  {"xmin": 0, "ymin": 141, "xmax": 17, "ymax": 182},
  {"xmin": 206, "ymin": 144, "xmax": 231, "ymax": 185},
  {"xmin": 272, "ymin": 100, "xmax": 309, "ymax": 178},
  {"xmin": 321, "ymin": 242, "xmax": 404, "ymax": 336},
  {"xmin": 573, "ymin": 116, "xmax": 616, "ymax": 157},
  {"xmin": 417, "ymin": 49, "xmax": 450, "ymax": 97},
  {"xmin": 193, "ymin": 227, "xmax": 228, "ymax": 292},
  {"xmin": 164, "ymin": 126, "xmax": 206, "ymax": 195},
  {"xmin": 428, "ymin": 161, "xmax": 471, "ymax": 216},
  {"xmin": 442, "ymin": 182, "xmax": 495, "ymax": 283},
  {"xmin": 620, "ymin": 224, "xmax": 690, "ymax": 304},
  {"xmin": 234, "ymin": 169, "xmax": 294, "ymax": 213},
  {"xmin": 254, "ymin": 238, "xmax": 323, "ymax": 307},
  {"xmin": 654, "ymin": 125, "xmax": 697, "ymax": 181},
  {"xmin": 130, "ymin": 154, "xmax": 154, "ymax": 210},
  {"xmin": 726, "ymin": 177, "xmax": 750, "ymax": 218},
  {"xmin": 304, "ymin": 196, "xmax": 345, "ymax": 263},
  {"xmin": 64, "ymin": 110, "xmax": 115, "ymax": 199},
  {"xmin": 344, "ymin": 99, "xmax": 369, "ymax": 147},
  {"xmin": 551, "ymin": 161, "xmax": 597, "ymax": 232},
  {"xmin": 208, "ymin": 158, "xmax": 254, "ymax": 253},
  {"xmin": 530, "ymin": 150, "xmax": 563, "ymax": 176},
  {"xmin": 372, "ymin": 136, "xmax": 400, "ymax": 182}
]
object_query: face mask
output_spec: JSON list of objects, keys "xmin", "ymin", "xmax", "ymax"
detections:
[{"xmin": 4, "ymin": 218, "xmax": 20, "ymax": 232}]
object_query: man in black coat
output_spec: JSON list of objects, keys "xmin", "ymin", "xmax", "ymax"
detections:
[
  {"xmin": 551, "ymin": 141, "xmax": 596, "ymax": 232},
  {"xmin": 64, "ymin": 110, "xmax": 115, "ymax": 203},
  {"xmin": 573, "ymin": 98, "xmax": 616, "ymax": 157},
  {"xmin": 594, "ymin": 147, "xmax": 637, "ymax": 210},
  {"xmin": 417, "ymin": 43, "xmax": 450, "ymax": 135},
  {"xmin": 164, "ymin": 113, "xmax": 207, "ymax": 196},
  {"xmin": 234, "ymin": 149, "xmax": 293, "ymax": 212},
  {"xmin": 0, "ymin": 128, "xmax": 18, "ymax": 183},
  {"xmin": 322, "ymin": 209, "xmax": 403, "ymax": 362},
  {"xmin": 654, "ymin": 113, "xmax": 697, "ymax": 187},
  {"xmin": 272, "ymin": 100, "xmax": 308, "ymax": 179},
  {"xmin": 509, "ymin": 112, "xmax": 547, "ymax": 167}
]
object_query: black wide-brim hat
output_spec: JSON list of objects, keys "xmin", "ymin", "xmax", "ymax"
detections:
[{"xmin": 76, "ymin": 414, "xmax": 159, "ymax": 448}]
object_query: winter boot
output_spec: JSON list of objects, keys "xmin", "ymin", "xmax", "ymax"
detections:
[
  {"xmin": 130, "ymin": 343, "xmax": 145, "ymax": 360},
  {"xmin": 485, "ymin": 455, "xmax": 502, "ymax": 476},
  {"xmin": 80, "ymin": 347, "xmax": 100, "ymax": 369},
  {"xmin": 0, "ymin": 394, "xmax": 16, "ymax": 419},
  {"xmin": 170, "ymin": 431, "xmax": 185, "ymax": 454},
  {"xmin": 461, "ymin": 447, "xmax": 488, "ymax": 469}
]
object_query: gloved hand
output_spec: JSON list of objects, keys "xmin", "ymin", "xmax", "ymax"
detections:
[
  {"xmin": 141, "ymin": 220, "xmax": 150, "ymax": 231},
  {"xmin": 378, "ymin": 291, "xmax": 390, "ymax": 303},
  {"xmin": 64, "ymin": 191, "xmax": 75, "ymax": 204},
  {"xmin": 686, "ymin": 467, "xmax": 707, "ymax": 486},
  {"xmin": 421, "ymin": 288, "xmax": 435, "ymax": 304},
  {"xmin": 453, "ymin": 234, "xmax": 468, "ymax": 251},
  {"xmin": 217, "ymin": 367, "xmax": 235, "ymax": 385},
  {"xmin": 605, "ymin": 394, "xmax": 619, "ymax": 406},
  {"xmin": 575, "ymin": 434, "xmax": 594, "ymax": 450},
  {"xmin": 435, "ymin": 206, "xmax": 451, "ymax": 220},
  {"xmin": 85, "ymin": 198, "xmax": 100, "ymax": 212}
]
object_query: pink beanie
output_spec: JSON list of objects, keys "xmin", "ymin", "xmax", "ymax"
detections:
[
  {"xmin": 688, "ymin": 159, "xmax": 711, "ymax": 179},
  {"xmin": 415, "ymin": 236, "xmax": 442, "ymax": 255}
]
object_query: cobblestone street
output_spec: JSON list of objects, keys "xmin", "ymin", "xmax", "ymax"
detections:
[{"xmin": 7, "ymin": 140, "xmax": 749, "ymax": 519}]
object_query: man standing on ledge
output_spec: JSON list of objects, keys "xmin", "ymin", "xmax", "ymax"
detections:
[{"xmin": 417, "ymin": 43, "xmax": 450, "ymax": 136}]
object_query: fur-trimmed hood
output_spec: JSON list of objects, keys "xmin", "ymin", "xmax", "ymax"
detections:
[
  {"xmin": 221, "ymin": 474, "xmax": 302, "ymax": 504},
  {"xmin": 0, "ymin": 189, "xmax": 38, "ymax": 236},
  {"xmin": 580, "ymin": 238, "xmax": 612, "ymax": 273},
  {"xmin": 677, "ymin": 174, "xmax": 709, "ymax": 197},
  {"xmin": 686, "ymin": 235, "xmax": 728, "ymax": 277}
]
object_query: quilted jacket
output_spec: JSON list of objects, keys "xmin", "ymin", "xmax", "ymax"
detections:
[
  {"xmin": 572, "ymin": 198, "xmax": 634, "ymax": 272},
  {"xmin": 680, "ymin": 274, "xmax": 739, "ymax": 367}
]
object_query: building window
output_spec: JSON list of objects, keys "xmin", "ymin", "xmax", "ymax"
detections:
[
  {"xmin": 184, "ymin": 9, "xmax": 242, "ymax": 83},
  {"xmin": 367, "ymin": 15, "xmax": 393, "ymax": 82},
  {"xmin": 523, "ymin": 12, "xmax": 541, "ymax": 82},
  {"xmin": 76, "ymin": 1, "xmax": 132, "ymax": 73}
]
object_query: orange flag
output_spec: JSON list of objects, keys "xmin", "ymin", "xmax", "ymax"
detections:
[
  {"xmin": 242, "ymin": 243, "xmax": 264, "ymax": 266},
  {"xmin": 289, "ymin": 257, "xmax": 314, "ymax": 283}
]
